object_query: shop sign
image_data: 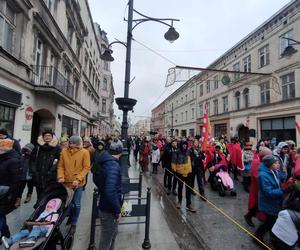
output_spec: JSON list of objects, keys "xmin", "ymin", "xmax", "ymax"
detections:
[
  {"xmin": 25, "ymin": 106, "xmax": 34, "ymax": 120},
  {"xmin": 22, "ymin": 124, "xmax": 31, "ymax": 131}
]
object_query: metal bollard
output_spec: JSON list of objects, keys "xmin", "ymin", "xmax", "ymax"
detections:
[
  {"xmin": 142, "ymin": 187, "xmax": 151, "ymax": 249},
  {"xmin": 138, "ymin": 172, "xmax": 142, "ymax": 205},
  {"xmin": 87, "ymin": 188, "xmax": 99, "ymax": 250}
]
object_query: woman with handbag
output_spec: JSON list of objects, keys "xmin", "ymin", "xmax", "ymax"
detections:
[{"xmin": 0, "ymin": 138, "xmax": 22, "ymax": 239}]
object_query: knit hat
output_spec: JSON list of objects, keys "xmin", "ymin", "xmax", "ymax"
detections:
[
  {"xmin": 69, "ymin": 135, "xmax": 82, "ymax": 146},
  {"xmin": 83, "ymin": 137, "xmax": 91, "ymax": 143},
  {"xmin": 109, "ymin": 139, "xmax": 123, "ymax": 155},
  {"xmin": 0, "ymin": 128, "xmax": 8, "ymax": 137},
  {"xmin": 262, "ymin": 155, "xmax": 278, "ymax": 168},
  {"xmin": 0, "ymin": 139, "xmax": 14, "ymax": 151},
  {"xmin": 96, "ymin": 140, "xmax": 105, "ymax": 147},
  {"xmin": 277, "ymin": 142, "xmax": 289, "ymax": 150},
  {"xmin": 258, "ymin": 146, "xmax": 272, "ymax": 157},
  {"xmin": 22, "ymin": 143, "xmax": 34, "ymax": 152},
  {"xmin": 42, "ymin": 130, "xmax": 54, "ymax": 138}
]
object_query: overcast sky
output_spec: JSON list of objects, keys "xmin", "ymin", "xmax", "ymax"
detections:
[{"xmin": 88, "ymin": 0, "xmax": 291, "ymax": 123}]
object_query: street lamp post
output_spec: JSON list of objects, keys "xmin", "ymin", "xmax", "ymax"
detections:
[{"xmin": 101, "ymin": 0, "xmax": 179, "ymax": 189}]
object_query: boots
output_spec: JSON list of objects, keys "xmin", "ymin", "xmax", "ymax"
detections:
[
  {"xmin": 14, "ymin": 198, "xmax": 21, "ymax": 208},
  {"xmin": 24, "ymin": 194, "xmax": 32, "ymax": 204}
]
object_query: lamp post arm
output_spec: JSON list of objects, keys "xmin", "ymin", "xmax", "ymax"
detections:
[
  {"xmin": 107, "ymin": 40, "xmax": 127, "ymax": 48},
  {"xmin": 132, "ymin": 18, "xmax": 179, "ymax": 31}
]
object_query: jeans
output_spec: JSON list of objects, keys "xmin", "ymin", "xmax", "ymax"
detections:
[
  {"xmin": 71, "ymin": 187, "xmax": 83, "ymax": 225},
  {"xmin": 191, "ymin": 167, "xmax": 204, "ymax": 194},
  {"xmin": 9, "ymin": 227, "xmax": 48, "ymax": 245},
  {"xmin": 99, "ymin": 210, "xmax": 119, "ymax": 250},
  {"xmin": 176, "ymin": 173, "xmax": 191, "ymax": 206},
  {"xmin": 164, "ymin": 168, "xmax": 173, "ymax": 190}
]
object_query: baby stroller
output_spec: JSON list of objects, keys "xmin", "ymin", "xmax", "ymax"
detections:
[
  {"xmin": 9, "ymin": 182, "xmax": 74, "ymax": 250},
  {"xmin": 213, "ymin": 164, "xmax": 237, "ymax": 197}
]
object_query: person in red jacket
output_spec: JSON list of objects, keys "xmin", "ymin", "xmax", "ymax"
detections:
[{"xmin": 244, "ymin": 146, "xmax": 272, "ymax": 227}]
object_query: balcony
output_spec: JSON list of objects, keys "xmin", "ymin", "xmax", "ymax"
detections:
[{"xmin": 31, "ymin": 65, "xmax": 74, "ymax": 104}]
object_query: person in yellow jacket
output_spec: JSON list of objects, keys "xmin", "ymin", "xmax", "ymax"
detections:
[
  {"xmin": 57, "ymin": 135, "xmax": 90, "ymax": 234},
  {"xmin": 172, "ymin": 140, "xmax": 196, "ymax": 212}
]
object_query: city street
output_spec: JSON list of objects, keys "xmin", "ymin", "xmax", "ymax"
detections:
[{"xmin": 2, "ymin": 153, "xmax": 268, "ymax": 250}]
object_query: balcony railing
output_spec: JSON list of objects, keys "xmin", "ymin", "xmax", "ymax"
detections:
[{"xmin": 32, "ymin": 65, "xmax": 74, "ymax": 100}]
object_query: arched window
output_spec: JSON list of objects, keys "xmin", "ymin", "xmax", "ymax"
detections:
[
  {"xmin": 243, "ymin": 88, "xmax": 249, "ymax": 108},
  {"xmin": 103, "ymin": 77, "xmax": 107, "ymax": 90},
  {"xmin": 235, "ymin": 91, "xmax": 240, "ymax": 110}
]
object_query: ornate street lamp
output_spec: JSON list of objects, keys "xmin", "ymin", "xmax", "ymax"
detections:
[{"xmin": 281, "ymin": 37, "xmax": 300, "ymax": 57}]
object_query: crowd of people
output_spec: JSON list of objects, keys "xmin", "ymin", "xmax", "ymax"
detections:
[
  {"xmin": 1, "ymin": 125, "xmax": 300, "ymax": 249},
  {"xmin": 130, "ymin": 134, "xmax": 300, "ymax": 250},
  {"xmin": 0, "ymin": 128, "xmax": 123, "ymax": 250}
]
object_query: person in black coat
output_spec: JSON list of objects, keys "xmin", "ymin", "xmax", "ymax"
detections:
[
  {"xmin": 30, "ymin": 131, "xmax": 61, "ymax": 201},
  {"xmin": 0, "ymin": 139, "xmax": 22, "ymax": 238}
]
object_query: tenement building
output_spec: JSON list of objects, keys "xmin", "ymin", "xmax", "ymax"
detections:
[
  {"xmin": 152, "ymin": 0, "xmax": 300, "ymax": 145},
  {"xmin": 0, "ymin": 0, "xmax": 114, "ymax": 146}
]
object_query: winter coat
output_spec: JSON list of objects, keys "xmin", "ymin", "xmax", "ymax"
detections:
[
  {"xmin": 93, "ymin": 151, "xmax": 122, "ymax": 216},
  {"xmin": 57, "ymin": 147, "xmax": 91, "ymax": 188},
  {"xmin": 0, "ymin": 149, "xmax": 22, "ymax": 214},
  {"xmin": 20, "ymin": 154, "xmax": 31, "ymax": 181},
  {"xmin": 160, "ymin": 143, "xmax": 173, "ymax": 169},
  {"xmin": 171, "ymin": 149, "xmax": 192, "ymax": 177},
  {"xmin": 30, "ymin": 136, "xmax": 61, "ymax": 188},
  {"xmin": 248, "ymin": 154, "xmax": 260, "ymax": 210},
  {"xmin": 190, "ymin": 147, "xmax": 205, "ymax": 173},
  {"xmin": 151, "ymin": 148, "xmax": 160, "ymax": 164},
  {"xmin": 258, "ymin": 163, "xmax": 286, "ymax": 216}
]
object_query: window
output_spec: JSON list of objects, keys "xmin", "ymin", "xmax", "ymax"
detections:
[
  {"xmin": 260, "ymin": 82, "xmax": 270, "ymax": 105},
  {"xmin": 207, "ymin": 101, "xmax": 210, "ymax": 115},
  {"xmin": 103, "ymin": 61, "xmax": 108, "ymax": 71},
  {"xmin": 233, "ymin": 62, "xmax": 240, "ymax": 80},
  {"xmin": 0, "ymin": 104, "xmax": 15, "ymax": 136},
  {"xmin": 185, "ymin": 94, "xmax": 187, "ymax": 102},
  {"xmin": 214, "ymin": 124, "xmax": 227, "ymax": 138},
  {"xmin": 103, "ymin": 77, "xmax": 107, "ymax": 90},
  {"xmin": 44, "ymin": 0, "xmax": 53, "ymax": 12},
  {"xmin": 222, "ymin": 96, "xmax": 228, "ymax": 113},
  {"xmin": 235, "ymin": 91, "xmax": 240, "ymax": 110},
  {"xmin": 206, "ymin": 80, "xmax": 210, "ymax": 93},
  {"xmin": 191, "ymin": 90, "xmax": 194, "ymax": 99},
  {"xmin": 213, "ymin": 99, "xmax": 218, "ymax": 115},
  {"xmin": 259, "ymin": 45, "xmax": 270, "ymax": 67},
  {"xmin": 175, "ymin": 114, "xmax": 178, "ymax": 123},
  {"xmin": 76, "ymin": 38, "xmax": 81, "ymax": 58},
  {"xmin": 191, "ymin": 108, "xmax": 194, "ymax": 119},
  {"xmin": 280, "ymin": 30, "xmax": 293, "ymax": 55},
  {"xmin": 243, "ymin": 88, "xmax": 249, "ymax": 108},
  {"xmin": 48, "ymin": 53, "xmax": 55, "ymax": 84},
  {"xmin": 181, "ymin": 112, "xmax": 183, "ymax": 122},
  {"xmin": 185, "ymin": 111, "xmax": 188, "ymax": 120},
  {"xmin": 34, "ymin": 38, "xmax": 43, "ymax": 77},
  {"xmin": 0, "ymin": 1, "xmax": 16, "ymax": 54},
  {"xmin": 67, "ymin": 19, "xmax": 74, "ymax": 45},
  {"xmin": 243, "ymin": 55, "xmax": 251, "ymax": 72},
  {"xmin": 281, "ymin": 72, "xmax": 295, "ymax": 100},
  {"xmin": 181, "ymin": 97, "xmax": 183, "ymax": 104},
  {"xmin": 102, "ymin": 99, "xmax": 107, "ymax": 113},
  {"xmin": 199, "ymin": 84, "xmax": 203, "ymax": 96},
  {"xmin": 213, "ymin": 75, "xmax": 218, "ymax": 89},
  {"xmin": 199, "ymin": 103, "xmax": 203, "ymax": 118}
]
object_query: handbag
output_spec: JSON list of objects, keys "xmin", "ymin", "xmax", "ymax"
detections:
[{"xmin": 0, "ymin": 185, "xmax": 10, "ymax": 199}]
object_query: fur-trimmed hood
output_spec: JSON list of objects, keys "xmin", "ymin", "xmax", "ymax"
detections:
[{"xmin": 37, "ymin": 135, "xmax": 59, "ymax": 147}]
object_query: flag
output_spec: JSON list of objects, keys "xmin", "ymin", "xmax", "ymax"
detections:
[
  {"xmin": 201, "ymin": 102, "xmax": 211, "ymax": 152},
  {"xmin": 296, "ymin": 121, "xmax": 300, "ymax": 135}
]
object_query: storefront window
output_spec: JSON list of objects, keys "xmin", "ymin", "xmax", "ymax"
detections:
[
  {"xmin": 214, "ymin": 123, "xmax": 227, "ymax": 138},
  {"xmin": 62, "ymin": 115, "xmax": 79, "ymax": 137},
  {"xmin": 0, "ymin": 104, "xmax": 15, "ymax": 136}
]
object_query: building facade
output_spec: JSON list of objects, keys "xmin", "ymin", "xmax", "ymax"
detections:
[
  {"xmin": 153, "ymin": 0, "xmax": 300, "ymax": 145},
  {"xmin": 150, "ymin": 102, "xmax": 165, "ymax": 135},
  {"xmin": 0, "ymin": 0, "xmax": 114, "ymax": 146}
]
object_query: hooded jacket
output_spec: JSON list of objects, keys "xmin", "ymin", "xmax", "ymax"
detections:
[
  {"xmin": 93, "ymin": 151, "xmax": 122, "ymax": 216},
  {"xmin": 57, "ymin": 147, "xmax": 91, "ymax": 188},
  {"xmin": 258, "ymin": 163, "xmax": 286, "ymax": 215},
  {"xmin": 30, "ymin": 136, "xmax": 61, "ymax": 188},
  {"xmin": 273, "ymin": 142, "xmax": 290, "ymax": 173},
  {"xmin": 0, "ymin": 149, "xmax": 22, "ymax": 214}
]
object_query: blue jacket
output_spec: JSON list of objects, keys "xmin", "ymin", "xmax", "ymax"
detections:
[
  {"xmin": 93, "ymin": 151, "xmax": 122, "ymax": 216},
  {"xmin": 258, "ymin": 163, "xmax": 286, "ymax": 216}
]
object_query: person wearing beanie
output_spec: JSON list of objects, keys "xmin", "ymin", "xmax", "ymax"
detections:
[
  {"xmin": 59, "ymin": 135, "xmax": 69, "ymax": 150},
  {"xmin": 92, "ymin": 139, "xmax": 123, "ymax": 250},
  {"xmin": 0, "ymin": 128, "xmax": 21, "ymax": 154},
  {"xmin": 82, "ymin": 137, "xmax": 95, "ymax": 191},
  {"xmin": 57, "ymin": 135, "xmax": 90, "ymax": 234},
  {"xmin": 254, "ymin": 154, "xmax": 287, "ymax": 244},
  {"xmin": 30, "ymin": 130, "xmax": 61, "ymax": 202},
  {"xmin": 273, "ymin": 141, "xmax": 291, "ymax": 179},
  {"xmin": 245, "ymin": 146, "xmax": 273, "ymax": 227},
  {"xmin": 14, "ymin": 143, "xmax": 36, "ymax": 207},
  {"xmin": 0, "ymin": 138, "xmax": 22, "ymax": 239}
]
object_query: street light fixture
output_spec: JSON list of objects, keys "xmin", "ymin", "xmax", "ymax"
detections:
[{"xmin": 281, "ymin": 37, "xmax": 300, "ymax": 57}]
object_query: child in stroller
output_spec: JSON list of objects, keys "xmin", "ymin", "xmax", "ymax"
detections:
[
  {"xmin": 1, "ymin": 182, "xmax": 74, "ymax": 250},
  {"xmin": 2, "ymin": 199, "xmax": 61, "ymax": 248},
  {"xmin": 214, "ymin": 164, "xmax": 237, "ymax": 197}
]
